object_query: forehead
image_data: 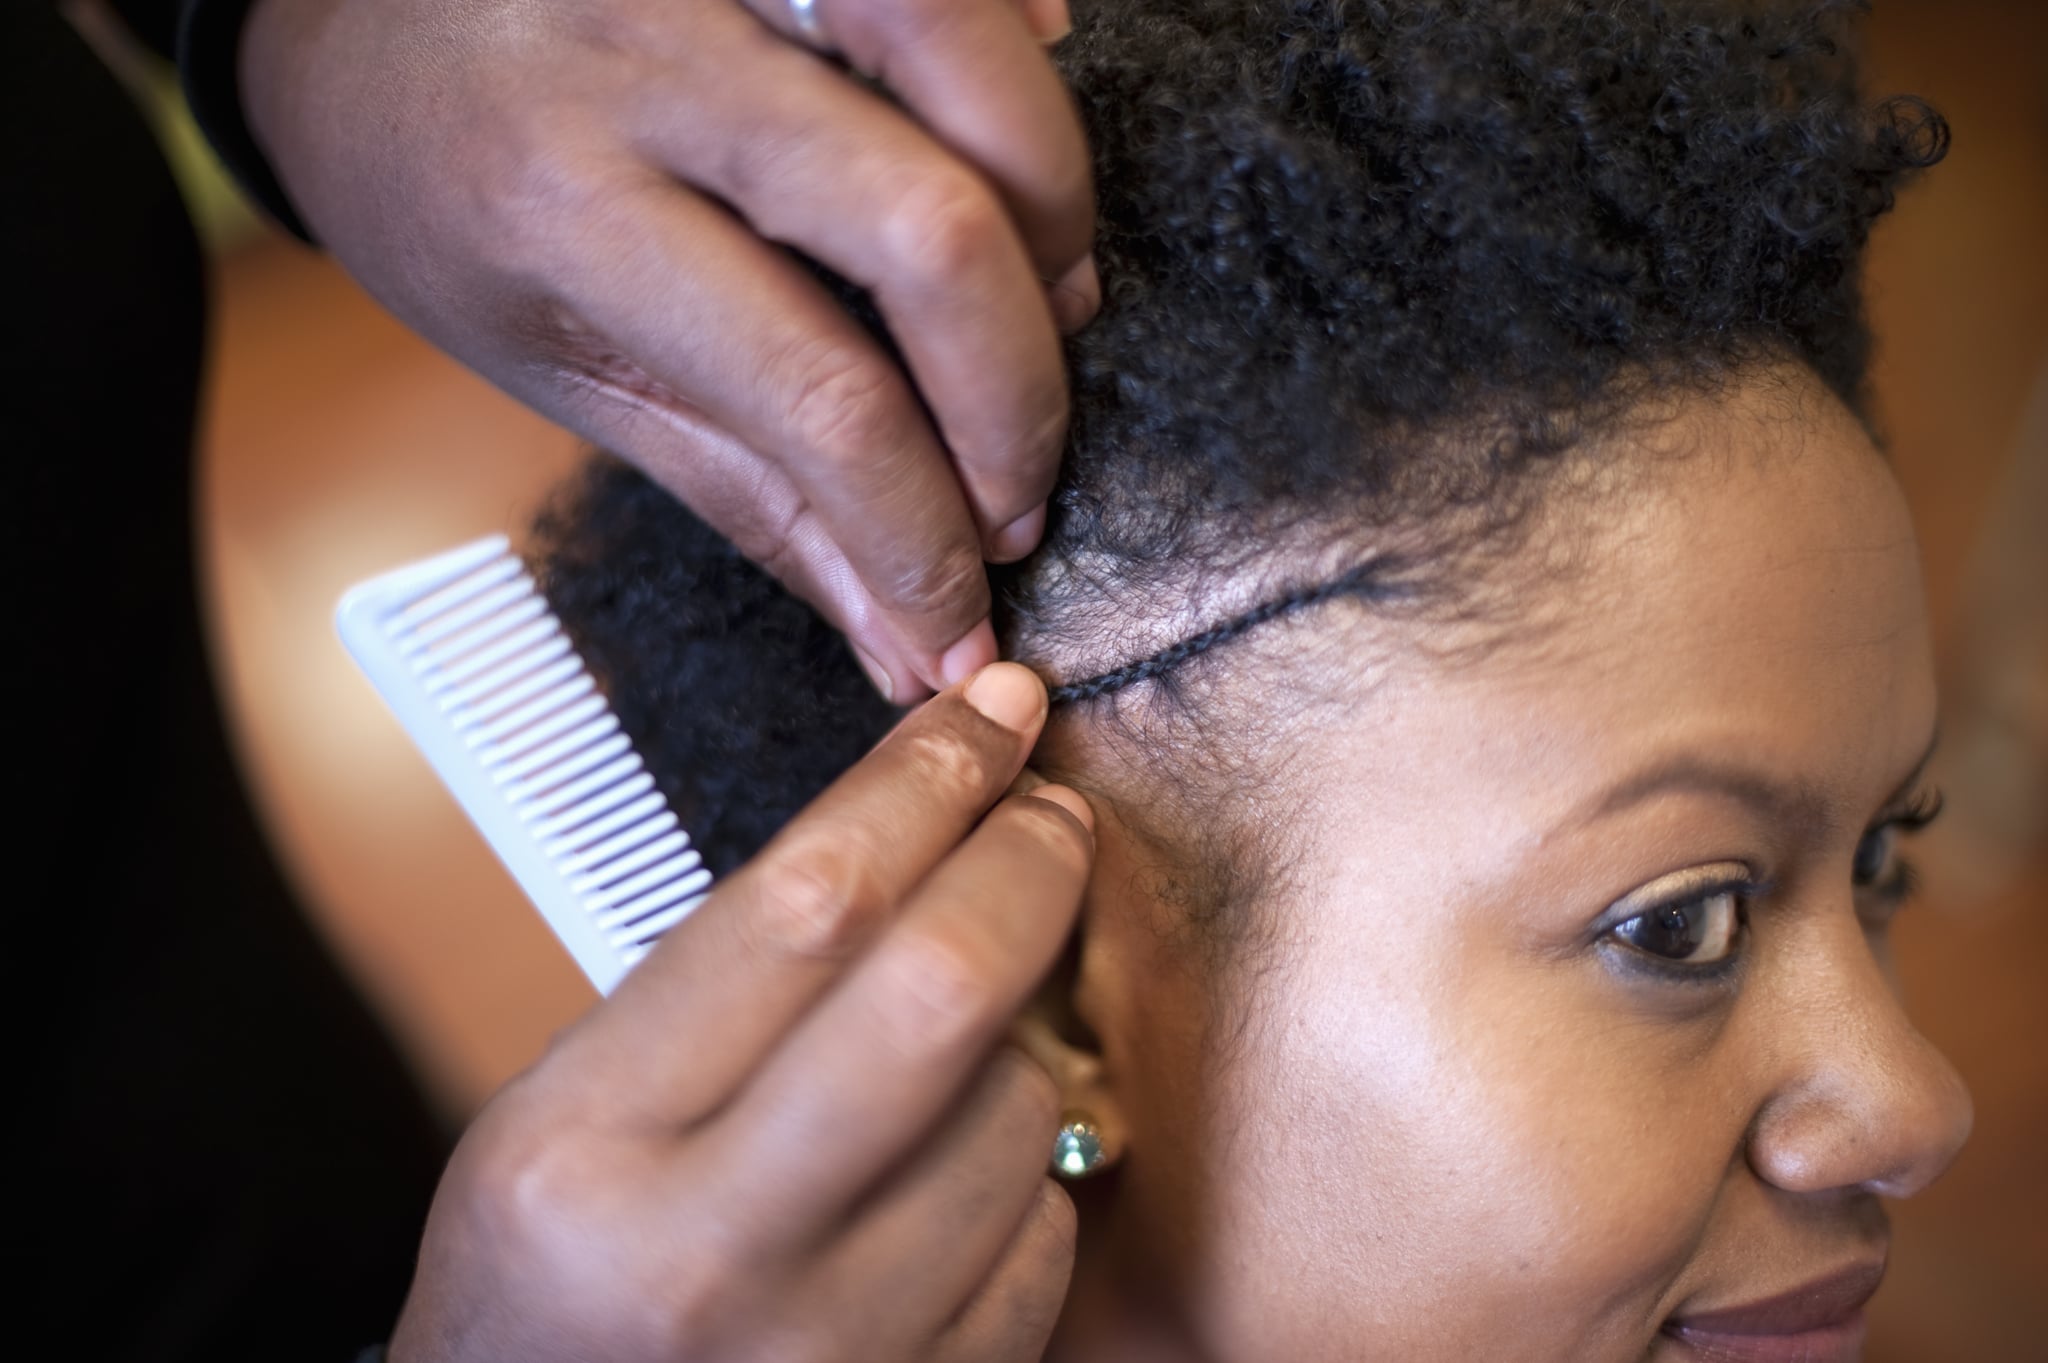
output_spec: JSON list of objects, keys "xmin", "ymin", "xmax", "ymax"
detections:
[{"xmin": 1306, "ymin": 376, "xmax": 1936, "ymax": 844}]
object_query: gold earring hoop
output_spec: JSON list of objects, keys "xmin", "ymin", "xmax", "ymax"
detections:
[{"xmin": 1051, "ymin": 1111, "xmax": 1109, "ymax": 1179}]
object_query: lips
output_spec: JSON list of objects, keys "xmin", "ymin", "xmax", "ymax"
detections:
[{"xmin": 1663, "ymin": 1260, "xmax": 1886, "ymax": 1363}]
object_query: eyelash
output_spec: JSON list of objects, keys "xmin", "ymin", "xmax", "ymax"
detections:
[
  {"xmin": 1892, "ymin": 787, "xmax": 1946, "ymax": 828},
  {"xmin": 1856, "ymin": 785, "xmax": 1944, "ymax": 910},
  {"xmin": 1603, "ymin": 877, "xmax": 1768, "ymax": 985},
  {"xmin": 1603, "ymin": 785, "xmax": 1946, "ymax": 983}
]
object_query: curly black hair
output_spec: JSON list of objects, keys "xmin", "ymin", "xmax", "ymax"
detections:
[{"xmin": 533, "ymin": 0, "xmax": 1944, "ymax": 878}]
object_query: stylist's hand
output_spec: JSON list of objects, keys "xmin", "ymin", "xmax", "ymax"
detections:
[
  {"xmin": 239, "ymin": 0, "xmax": 1095, "ymax": 701},
  {"xmin": 390, "ymin": 664, "xmax": 1091, "ymax": 1362}
]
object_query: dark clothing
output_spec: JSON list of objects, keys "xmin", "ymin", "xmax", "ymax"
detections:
[
  {"xmin": 178, "ymin": 0, "xmax": 307, "ymax": 236},
  {"xmin": 11, "ymin": 3, "xmax": 445, "ymax": 1357}
]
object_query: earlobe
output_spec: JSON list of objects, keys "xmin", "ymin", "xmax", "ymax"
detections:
[{"xmin": 1009, "ymin": 1008, "xmax": 1127, "ymax": 1178}]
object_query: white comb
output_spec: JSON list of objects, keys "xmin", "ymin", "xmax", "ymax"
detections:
[{"xmin": 336, "ymin": 535, "xmax": 712, "ymax": 994}]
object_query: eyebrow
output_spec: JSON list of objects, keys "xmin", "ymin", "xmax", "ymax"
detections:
[{"xmin": 1575, "ymin": 728, "xmax": 1940, "ymax": 835}]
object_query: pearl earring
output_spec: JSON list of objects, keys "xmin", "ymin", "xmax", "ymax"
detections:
[{"xmin": 1051, "ymin": 1111, "xmax": 1109, "ymax": 1179}]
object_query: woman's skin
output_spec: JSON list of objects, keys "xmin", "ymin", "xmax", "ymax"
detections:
[
  {"xmin": 384, "ymin": 375, "xmax": 1961, "ymax": 1349},
  {"xmin": 394, "ymin": 368, "xmax": 1967, "ymax": 1361},
  {"xmin": 1037, "ymin": 371, "xmax": 1973, "ymax": 1362}
]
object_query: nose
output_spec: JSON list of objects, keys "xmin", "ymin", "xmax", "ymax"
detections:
[{"xmin": 1746, "ymin": 921, "xmax": 1974, "ymax": 1201}]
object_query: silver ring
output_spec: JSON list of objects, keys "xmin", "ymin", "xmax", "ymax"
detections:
[{"xmin": 786, "ymin": 0, "xmax": 835, "ymax": 52}]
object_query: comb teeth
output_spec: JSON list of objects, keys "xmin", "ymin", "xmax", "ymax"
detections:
[{"xmin": 337, "ymin": 536, "xmax": 711, "ymax": 993}]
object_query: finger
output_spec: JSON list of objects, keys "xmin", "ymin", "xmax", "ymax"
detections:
[
  {"xmin": 541, "ymin": 173, "xmax": 994, "ymax": 690},
  {"xmin": 750, "ymin": 0, "xmax": 1076, "ymax": 49},
  {"xmin": 936, "ymin": 1178, "xmax": 1078, "ymax": 1363},
  {"xmin": 641, "ymin": 36, "xmax": 1068, "ymax": 553},
  {"xmin": 814, "ymin": 1047, "xmax": 1061, "ymax": 1349},
  {"xmin": 696, "ymin": 782, "xmax": 1094, "ymax": 1232},
  {"xmin": 559, "ymin": 664, "xmax": 1053, "ymax": 1124},
  {"xmin": 1016, "ymin": 0, "xmax": 1076, "ymax": 46},
  {"xmin": 743, "ymin": 0, "xmax": 1095, "ymax": 286},
  {"xmin": 533, "ymin": 360, "xmax": 938, "ymax": 700}
]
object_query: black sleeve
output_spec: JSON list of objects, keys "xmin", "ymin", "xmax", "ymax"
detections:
[
  {"xmin": 177, "ymin": 0, "xmax": 312, "ymax": 238},
  {"xmin": 16, "ymin": 8, "xmax": 447, "ymax": 1355},
  {"xmin": 107, "ymin": 0, "xmax": 183, "ymax": 55}
]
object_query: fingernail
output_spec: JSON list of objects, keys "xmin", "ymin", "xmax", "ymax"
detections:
[
  {"xmin": 1025, "ymin": 0, "xmax": 1073, "ymax": 44},
  {"xmin": 965, "ymin": 661, "xmax": 1046, "ymax": 733},
  {"xmin": 1029, "ymin": 782, "xmax": 1095, "ymax": 833},
  {"xmin": 851, "ymin": 645, "xmax": 896, "ymax": 704},
  {"xmin": 991, "ymin": 503, "xmax": 1047, "ymax": 562},
  {"xmin": 939, "ymin": 619, "xmax": 998, "ymax": 688},
  {"xmin": 1047, "ymin": 253, "xmax": 1100, "ymax": 333}
]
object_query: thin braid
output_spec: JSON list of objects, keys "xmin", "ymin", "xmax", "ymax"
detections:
[{"xmin": 1047, "ymin": 558, "xmax": 1408, "ymax": 705}]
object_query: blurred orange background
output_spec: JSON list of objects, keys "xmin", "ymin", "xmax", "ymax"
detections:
[{"xmin": 183, "ymin": 2, "xmax": 2042, "ymax": 1358}]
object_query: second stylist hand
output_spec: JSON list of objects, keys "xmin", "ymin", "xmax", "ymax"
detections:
[
  {"xmin": 230, "ymin": 0, "xmax": 1099, "ymax": 702},
  {"xmin": 389, "ymin": 664, "xmax": 1094, "ymax": 1363}
]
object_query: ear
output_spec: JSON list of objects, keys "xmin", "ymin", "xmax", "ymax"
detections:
[{"xmin": 1009, "ymin": 929, "xmax": 1128, "ymax": 1177}]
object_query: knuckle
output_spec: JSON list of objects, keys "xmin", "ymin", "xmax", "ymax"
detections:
[
  {"xmin": 463, "ymin": 115, "xmax": 593, "ymax": 265},
  {"xmin": 448, "ymin": 1102, "xmax": 760, "ymax": 1353},
  {"xmin": 643, "ymin": 1265, "xmax": 727, "ymax": 1356},
  {"xmin": 895, "ymin": 726, "xmax": 999, "ymax": 805},
  {"xmin": 882, "ymin": 169, "xmax": 1010, "ymax": 287},
  {"xmin": 710, "ymin": 484, "xmax": 808, "ymax": 586},
  {"xmin": 745, "ymin": 850, "xmax": 884, "ymax": 962},
  {"xmin": 954, "ymin": 370, "xmax": 1070, "ymax": 518},
  {"xmin": 882, "ymin": 536, "xmax": 988, "ymax": 624},
  {"xmin": 569, "ymin": 0, "xmax": 685, "ymax": 62},
  {"xmin": 462, "ymin": 1116, "xmax": 595, "ymax": 1244},
  {"xmin": 879, "ymin": 931, "xmax": 996, "ymax": 1041},
  {"xmin": 785, "ymin": 347, "xmax": 910, "ymax": 473},
  {"xmin": 652, "ymin": 1203, "xmax": 782, "ymax": 1341},
  {"xmin": 993, "ymin": 383, "xmax": 1072, "ymax": 482},
  {"xmin": 1021, "ymin": 379, "xmax": 1072, "ymax": 462}
]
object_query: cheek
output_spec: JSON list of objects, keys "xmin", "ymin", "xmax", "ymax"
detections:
[{"xmin": 1166, "ymin": 943, "xmax": 1747, "ymax": 1362}]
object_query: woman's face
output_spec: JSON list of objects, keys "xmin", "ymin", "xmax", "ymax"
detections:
[{"xmin": 1057, "ymin": 377, "xmax": 1973, "ymax": 1363}]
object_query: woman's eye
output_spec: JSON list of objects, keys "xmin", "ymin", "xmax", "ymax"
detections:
[
  {"xmin": 1853, "ymin": 787, "xmax": 1942, "ymax": 901},
  {"xmin": 1853, "ymin": 823, "xmax": 1899, "ymax": 887},
  {"xmin": 1609, "ymin": 889, "xmax": 1742, "ymax": 964}
]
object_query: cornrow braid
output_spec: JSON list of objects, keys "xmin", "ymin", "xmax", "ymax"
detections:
[{"xmin": 1047, "ymin": 558, "xmax": 1413, "ymax": 705}]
